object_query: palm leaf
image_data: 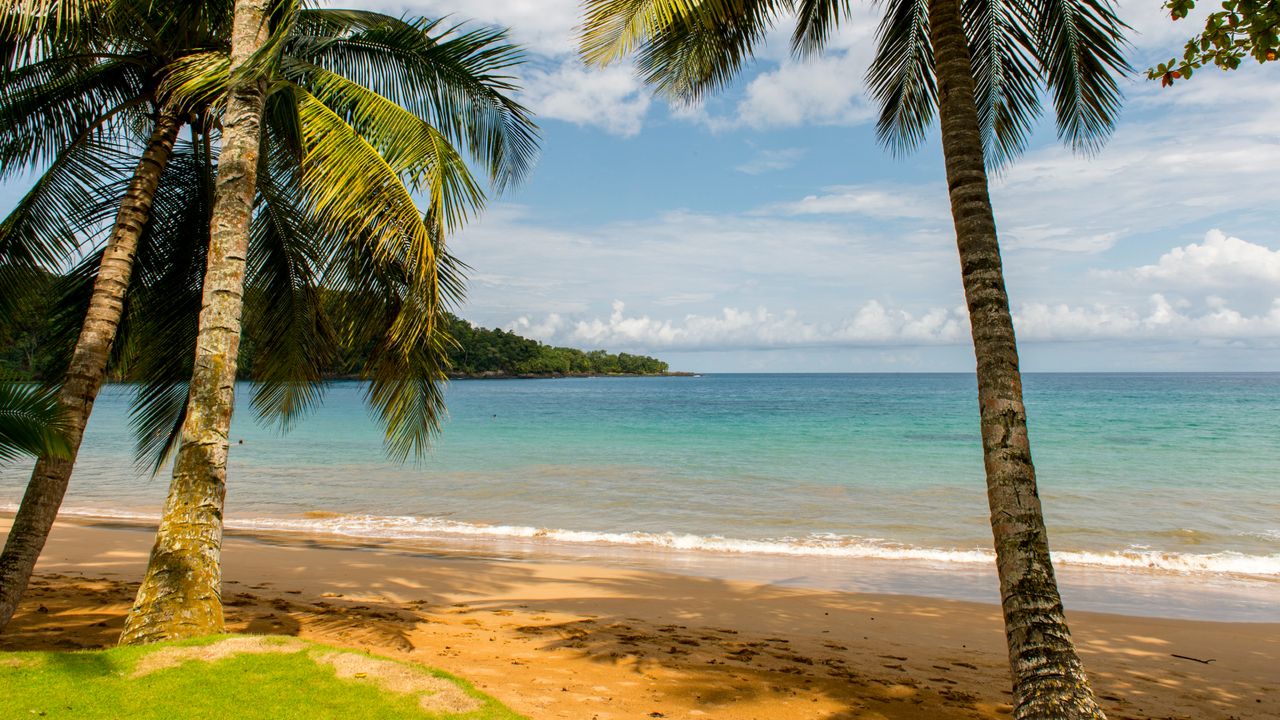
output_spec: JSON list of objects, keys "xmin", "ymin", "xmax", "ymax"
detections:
[
  {"xmin": 290, "ymin": 11, "xmax": 539, "ymax": 190},
  {"xmin": 0, "ymin": 381, "xmax": 70, "ymax": 462},
  {"xmin": 867, "ymin": 0, "xmax": 936, "ymax": 156},
  {"xmin": 1022, "ymin": 0, "xmax": 1128, "ymax": 152},
  {"xmin": 0, "ymin": 136, "xmax": 132, "ymax": 318}
]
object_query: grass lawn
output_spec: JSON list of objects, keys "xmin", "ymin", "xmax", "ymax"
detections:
[{"xmin": 0, "ymin": 634, "xmax": 525, "ymax": 719}]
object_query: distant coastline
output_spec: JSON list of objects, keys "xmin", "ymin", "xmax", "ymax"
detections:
[{"xmin": 446, "ymin": 370, "xmax": 697, "ymax": 380}]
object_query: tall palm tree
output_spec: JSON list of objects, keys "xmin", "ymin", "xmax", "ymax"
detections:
[
  {"xmin": 0, "ymin": 1, "xmax": 233, "ymax": 630},
  {"xmin": 119, "ymin": 3, "xmax": 537, "ymax": 644},
  {"xmin": 115, "ymin": 0, "xmax": 276, "ymax": 646},
  {"xmin": 580, "ymin": 1, "xmax": 1126, "ymax": 717}
]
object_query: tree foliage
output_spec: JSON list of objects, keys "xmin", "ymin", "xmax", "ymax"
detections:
[{"xmin": 1149, "ymin": 0, "xmax": 1279, "ymax": 85}]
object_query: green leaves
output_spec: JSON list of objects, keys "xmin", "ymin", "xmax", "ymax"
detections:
[{"xmin": 1147, "ymin": 0, "xmax": 1279, "ymax": 86}]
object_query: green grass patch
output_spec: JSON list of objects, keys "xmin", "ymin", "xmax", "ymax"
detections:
[{"xmin": 0, "ymin": 634, "xmax": 524, "ymax": 719}]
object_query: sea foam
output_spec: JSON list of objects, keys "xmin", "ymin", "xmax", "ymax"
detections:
[{"xmin": 28, "ymin": 506, "xmax": 1280, "ymax": 579}]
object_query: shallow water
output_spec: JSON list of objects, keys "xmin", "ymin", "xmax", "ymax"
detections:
[{"xmin": 3, "ymin": 373, "xmax": 1278, "ymax": 619}]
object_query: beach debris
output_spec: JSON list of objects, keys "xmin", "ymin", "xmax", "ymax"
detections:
[{"xmin": 1170, "ymin": 653, "xmax": 1216, "ymax": 664}]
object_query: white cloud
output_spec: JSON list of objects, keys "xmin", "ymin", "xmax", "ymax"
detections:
[
  {"xmin": 519, "ymin": 60, "xmax": 651, "ymax": 136},
  {"xmin": 1120, "ymin": 230, "xmax": 1280, "ymax": 288},
  {"xmin": 509, "ymin": 300, "xmax": 970, "ymax": 350},
  {"xmin": 366, "ymin": 0, "xmax": 582, "ymax": 55},
  {"xmin": 732, "ymin": 52, "xmax": 875, "ymax": 129},
  {"xmin": 506, "ymin": 292, "xmax": 1280, "ymax": 353},
  {"xmin": 1016, "ymin": 296, "xmax": 1280, "ymax": 342},
  {"xmin": 1002, "ymin": 226, "xmax": 1120, "ymax": 254},
  {"xmin": 766, "ymin": 184, "xmax": 948, "ymax": 220}
]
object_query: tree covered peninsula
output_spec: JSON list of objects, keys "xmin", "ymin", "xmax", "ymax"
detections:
[{"xmin": 0, "ymin": 271, "xmax": 670, "ymax": 380}]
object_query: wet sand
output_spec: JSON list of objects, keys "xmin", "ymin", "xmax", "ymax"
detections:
[{"xmin": 3, "ymin": 517, "xmax": 1276, "ymax": 719}]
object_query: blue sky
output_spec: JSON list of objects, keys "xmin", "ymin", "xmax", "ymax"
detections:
[{"xmin": 5, "ymin": 1, "xmax": 1278, "ymax": 372}]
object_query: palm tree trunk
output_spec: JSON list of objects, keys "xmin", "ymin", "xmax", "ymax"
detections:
[
  {"xmin": 0, "ymin": 106, "xmax": 183, "ymax": 632},
  {"xmin": 119, "ymin": 0, "xmax": 270, "ymax": 646},
  {"xmin": 926, "ymin": 0, "xmax": 1105, "ymax": 716}
]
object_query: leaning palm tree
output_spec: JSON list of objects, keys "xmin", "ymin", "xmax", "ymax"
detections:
[
  {"xmin": 119, "ymin": 2, "xmax": 536, "ymax": 644},
  {"xmin": 581, "ymin": 1, "xmax": 1126, "ymax": 717},
  {"xmin": 0, "ymin": 382, "xmax": 70, "ymax": 463}
]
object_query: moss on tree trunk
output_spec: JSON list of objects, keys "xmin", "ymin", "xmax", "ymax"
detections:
[
  {"xmin": 0, "ymin": 107, "xmax": 183, "ymax": 631},
  {"xmin": 927, "ymin": 0, "xmax": 1106, "ymax": 716},
  {"xmin": 120, "ymin": 0, "xmax": 270, "ymax": 646}
]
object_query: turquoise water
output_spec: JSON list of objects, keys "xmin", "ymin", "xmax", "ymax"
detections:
[{"xmin": 3, "ymin": 373, "xmax": 1278, "ymax": 615}]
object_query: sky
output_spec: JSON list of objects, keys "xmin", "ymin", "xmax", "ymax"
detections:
[{"xmin": 5, "ymin": 1, "xmax": 1279, "ymax": 372}]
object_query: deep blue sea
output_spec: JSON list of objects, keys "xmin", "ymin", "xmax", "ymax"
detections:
[{"xmin": 4, "ymin": 373, "xmax": 1278, "ymax": 619}]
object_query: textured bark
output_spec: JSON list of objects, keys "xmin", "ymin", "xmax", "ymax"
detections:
[
  {"xmin": 0, "ymin": 108, "xmax": 183, "ymax": 632},
  {"xmin": 119, "ymin": 0, "xmax": 270, "ymax": 646},
  {"xmin": 927, "ymin": 0, "xmax": 1106, "ymax": 717}
]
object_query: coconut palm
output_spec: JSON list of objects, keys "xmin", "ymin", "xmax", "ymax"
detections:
[
  {"xmin": 119, "ymin": 2, "xmax": 537, "ymax": 644},
  {"xmin": 580, "ymin": 1, "xmax": 1126, "ymax": 717},
  {"xmin": 0, "ymin": 382, "xmax": 70, "ymax": 463}
]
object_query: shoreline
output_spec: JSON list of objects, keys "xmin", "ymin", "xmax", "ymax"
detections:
[
  {"xmin": 3, "ymin": 516, "xmax": 1277, "ymax": 719},
  {"xmin": 8, "ymin": 508, "xmax": 1276, "ymax": 624}
]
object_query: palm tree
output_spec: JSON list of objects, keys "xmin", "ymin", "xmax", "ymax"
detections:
[
  {"xmin": 118, "ymin": 3, "xmax": 536, "ymax": 644},
  {"xmin": 580, "ymin": 1, "xmax": 1126, "ymax": 716},
  {"xmin": 0, "ymin": 1, "xmax": 232, "ymax": 630},
  {"xmin": 0, "ymin": 382, "xmax": 70, "ymax": 463}
]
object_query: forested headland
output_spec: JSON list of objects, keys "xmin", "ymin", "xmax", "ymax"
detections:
[{"xmin": 0, "ymin": 270, "xmax": 672, "ymax": 381}]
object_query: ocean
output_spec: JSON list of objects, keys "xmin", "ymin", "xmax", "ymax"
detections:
[{"xmin": 3, "ymin": 373, "xmax": 1277, "ymax": 621}]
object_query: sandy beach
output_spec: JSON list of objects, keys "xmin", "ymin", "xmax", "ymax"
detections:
[{"xmin": 1, "ymin": 516, "xmax": 1275, "ymax": 719}]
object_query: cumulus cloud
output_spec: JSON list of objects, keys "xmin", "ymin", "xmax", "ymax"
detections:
[
  {"xmin": 520, "ymin": 61, "xmax": 651, "ymax": 136},
  {"xmin": 1118, "ymin": 230, "xmax": 1280, "ymax": 288},
  {"xmin": 506, "ymin": 293, "xmax": 1280, "ymax": 353},
  {"xmin": 508, "ymin": 300, "xmax": 970, "ymax": 350},
  {"xmin": 731, "ymin": 52, "xmax": 875, "ymax": 129}
]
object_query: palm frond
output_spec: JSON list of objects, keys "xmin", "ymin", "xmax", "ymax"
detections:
[
  {"xmin": 792, "ymin": 0, "xmax": 851, "ymax": 57},
  {"xmin": 0, "ymin": 55, "xmax": 148, "ymax": 175},
  {"xmin": 0, "ymin": 136, "xmax": 132, "ymax": 317},
  {"xmin": 292, "ymin": 83, "xmax": 479, "ymax": 276},
  {"xmin": 243, "ymin": 112, "xmax": 336, "ymax": 430},
  {"xmin": 323, "ymin": 236, "xmax": 454, "ymax": 461},
  {"xmin": 116, "ymin": 137, "xmax": 213, "ymax": 473},
  {"xmin": 635, "ymin": 0, "xmax": 782, "ymax": 101},
  {"xmin": 1023, "ymin": 0, "xmax": 1129, "ymax": 153},
  {"xmin": 158, "ymin": 50, "xmax": 230, "ymax": 113},
  {"xmin": 0, "ymin": 381, "xmax": 70, "ymax": 462},
  {"xmin": 963, "ymin": 0, "xmax": 1042, "ymax": 167},
  {"xmin": 867, "ymin": 0, "xmax": 936, "ymax": 156},
  {"xmin": 0, "ymin": 0, "xmax": 109, "ymax": 44},
  {"xmin": 580, "ymin": 0, "xmax": 786, "ymax": 103},
  {"xmin": 290, "ymin": 11, "xmax": 539, "ymax": 190}
]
